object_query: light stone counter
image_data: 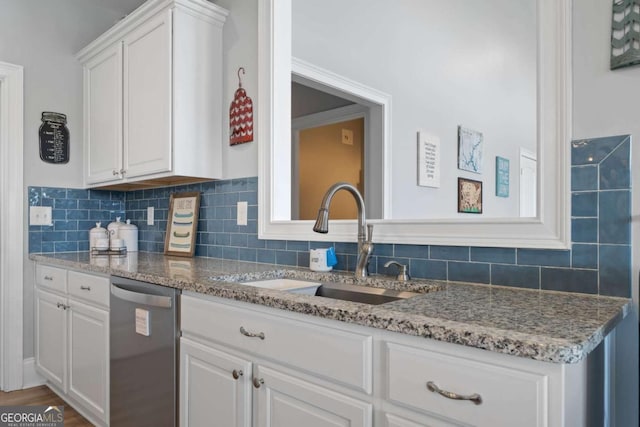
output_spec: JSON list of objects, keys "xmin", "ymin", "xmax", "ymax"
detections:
[{"xmin": 30, "ymin": 252, "xmax": 631, "ymax": 364}]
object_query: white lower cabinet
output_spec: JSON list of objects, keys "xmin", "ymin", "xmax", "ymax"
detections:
[
  {"xmin": 180, "ymin": 338, "xmax": 252, "ymax": 427},
  {"xmin": 180, "ymin": 294, "xmax": 374, "ymax": 427},
  {"xmin": 35, "ymin": 288, "xmax": 68, "ymax": 392},
  {"xmin": 67, "ymin": 299, "xmax": 109, "ymax": 423},
  {"xmin": 181, "ymin": 292, "xmax": 587, "ymax": 427},
  {"xmin": 34, "ymin": 266, "xmax": 110, "ymax": 426},
  {"xmin": 254, "ymin": 365, "xmax": 372, "ymax": 427}
]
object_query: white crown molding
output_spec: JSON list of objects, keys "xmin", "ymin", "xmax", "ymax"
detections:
[{"xmin": 76, "ymin": 0, "xmax": 228, "ymax": 62}]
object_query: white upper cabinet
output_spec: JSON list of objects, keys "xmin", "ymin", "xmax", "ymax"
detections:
[
  {"xmin": 122, "ymin": 10, "xmax": 172, "ymax": 179},
  {"xmin": 83, "ymin": 43, "xmax": 123, "ymax": 184},
  {"xmin": 78, "ymin": 0, "xmax": 228, "ymax": 188}
]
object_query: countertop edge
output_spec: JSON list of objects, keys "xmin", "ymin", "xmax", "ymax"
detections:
[{"xmin": 30, "ymin": 253, "xmax": 632, "ymax": 364}]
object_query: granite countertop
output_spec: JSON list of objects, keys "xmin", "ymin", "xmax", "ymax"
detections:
[{"xmin": 30, "ymin": 252, "xmax": 631, "ymax": 364}]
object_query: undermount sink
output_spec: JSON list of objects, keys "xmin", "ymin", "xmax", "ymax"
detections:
[
  {"xmin": 314, "ymin": 282, "xmax": 420, "ymax": 305},
  {"xmin": 238, "ymin": 279, "xmax": 420, "ymax": 305}
]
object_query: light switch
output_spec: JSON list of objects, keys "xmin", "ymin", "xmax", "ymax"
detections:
[
  {"xmin": 147, "ymin": 207, "xmax": 154, "ymax": 225},
  {"xmin": 237, "ymin": 201, "xmax": 248, "ymax": 226},
  {"xmin": 30, "ymin": 206, "xmax": 53, "ymax": 226}
]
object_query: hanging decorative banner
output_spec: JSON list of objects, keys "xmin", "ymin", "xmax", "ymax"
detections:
[
  {"xmin": 39, "ymin": 112, "xmax": 69, "ymax": 164},
  {"xmin": 229, "ymin": 67, "xmax": 254, "ymax": 145}
]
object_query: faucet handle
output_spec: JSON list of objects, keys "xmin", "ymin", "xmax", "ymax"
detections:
[{"xmin": 384, "ymin": 260, "xmax": 410, "ymax": 282}]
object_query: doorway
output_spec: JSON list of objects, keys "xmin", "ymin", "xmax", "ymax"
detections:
[{"xmin": 294, "ymin": 117, "xmax": 365, "ymax": 220}]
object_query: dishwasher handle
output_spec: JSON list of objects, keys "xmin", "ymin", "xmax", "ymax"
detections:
[{"xmin": 111, "ymin": 283, "xmax": 173, "ymax": 308}]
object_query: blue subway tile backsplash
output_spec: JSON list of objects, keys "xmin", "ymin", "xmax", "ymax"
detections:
[
  {"xmin": 28, "ymin": 187, "xmax": 125, "ymax": 254},
  {"xmin": 28, "ymin": 135, "xmax": 633, "ymax": 298}
]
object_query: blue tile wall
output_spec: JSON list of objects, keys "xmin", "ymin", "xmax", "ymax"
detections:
[
  {"xmin": 28, "ymin": 187, "xmax": 125, "ymax": 253},
  {"xmin": 27, "ymin": 135, "xmax": 633, "ymax": 298}
]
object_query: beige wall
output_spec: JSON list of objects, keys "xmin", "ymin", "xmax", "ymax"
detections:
[{"xmin": 298, "ymin": 118, "xmax": 364, "ymax": 220}]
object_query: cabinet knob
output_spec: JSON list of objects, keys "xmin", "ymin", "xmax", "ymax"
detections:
[
  {"xmin": 240, "ymin": 326, "xmax": 265, "ymax": 340},
  {"xmin": 232, "ymin": 369, "xmax": 243, "ymax": 380},
  {"xmin": 252, "ymin": 377, "xmax": 264, "ymax": 389},
  {"xmin": 120, "ymin": 169, "xmax": 126, "ymax": 175},
  {"xmin": 426, "ymin": 381, "xmax": 482, "ymax": 405},
  {"xmin": 112, "ymin": 170, "xmax": 119, "ymax": 176},
  {"xmin": 80, "ymin": 286, "xmax": 91, "ymax": 291}
]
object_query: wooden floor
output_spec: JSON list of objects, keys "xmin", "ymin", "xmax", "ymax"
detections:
[{"xmin": 0, "ymin": 385, "xmax": 93, "ymax": 426}]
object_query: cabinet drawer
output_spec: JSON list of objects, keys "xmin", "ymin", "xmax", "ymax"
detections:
[
  {"xmin": 385, "ymin": 343, "xmax": 548, "ymax": 427},
  {"xmin": 181, "ymin": 295, "xmax": 373, "ymax": 394},
  {"xmin": 36, "ymin": 265, "xmax": 67, "ymax": 293},
  {"xmin": 68, "ymin": 271, "xmax": 110, "ymax": 308}
]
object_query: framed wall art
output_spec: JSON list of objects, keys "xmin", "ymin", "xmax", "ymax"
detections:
[
  {"xmin": 495, "ymin": 156, "xmax": 510, "ymax": 197},
  {"xmin": 611, "ymin": 0, "xmax": 640, "ymax": 70},
  {"xmin": 458, "ymin": 126, "xmax": 483, "ymax": 174},
  {"xmin": 458, "ymin": 177, "xmax": 483, "ymax": 214},
  {"xmin": 164, "ymin": 192, "xmax": 200, "ymax": 257}
]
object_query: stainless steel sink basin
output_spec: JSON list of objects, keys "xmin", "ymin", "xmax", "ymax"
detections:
[{"xmin": 314, "ymin": 282, "xmax": 419, "ymax": 305}]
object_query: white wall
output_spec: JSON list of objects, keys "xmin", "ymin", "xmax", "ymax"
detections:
[
  {"xmin": 292, "ymin": 0, "xmax": 537, "ymax": 219},
  {"xmin": 217, "ymin": 0, "xmax": 259, "ymax": 179}
]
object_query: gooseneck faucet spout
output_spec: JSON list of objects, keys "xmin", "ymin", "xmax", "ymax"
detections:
[{"xmin": 313, "ymin": 182, "xmax": 373, "ymax": 278}]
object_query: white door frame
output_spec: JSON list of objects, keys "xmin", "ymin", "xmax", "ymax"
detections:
[{"xmin": 0, "ymin": 61, "xmax": 24, "ymax": 391}]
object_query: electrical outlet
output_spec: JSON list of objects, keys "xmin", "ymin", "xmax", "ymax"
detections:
[
  {"xmin": 30, "ymin": 206, "xmax": 53, "ymax": 226},
  {"xmin": 237, "ymin": 201, "xmax": 248, "ymax": 226},
  {"xmin": 147, "ymin": 207, "xmax": 155, "ymax": 225}
]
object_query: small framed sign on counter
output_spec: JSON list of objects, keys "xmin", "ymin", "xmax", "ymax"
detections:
[{"xmin": 164, "ymin": 192, "xmax": 200, "ymax": 257}]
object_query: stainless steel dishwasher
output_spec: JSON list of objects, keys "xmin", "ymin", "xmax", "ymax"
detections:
[{"xmin": 110, "ymin": 276, "xmax": 180, "ymax": 426}]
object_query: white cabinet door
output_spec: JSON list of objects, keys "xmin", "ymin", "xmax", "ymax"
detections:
[
  {"xmin": 180, "ymin": 338, "xmax": 252, "ymax": 427},
  {"xmin": 255, "ymin": 366, "xmax": 372, "ymax": 427},
  {"xmin": 35, "ymin": 289, "xmax": 67, "ymax": 392},
  {"xmin": 122, "ymin": 10, "xmax": 172, "ymax": 179},
  {"xmin": 84, "ymin": 42, "xmax": 123, "ymax": 184},
  {"xmin": 67, "ymin": 298, "xmax": 109, "ymax": 424}
]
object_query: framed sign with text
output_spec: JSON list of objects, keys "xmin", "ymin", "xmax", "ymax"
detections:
[{"xmin": 164, "ymin": 192, "xmax": 200, "ymax": 257}]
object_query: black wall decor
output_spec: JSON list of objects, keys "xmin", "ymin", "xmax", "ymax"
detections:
[{"xmin": 39, "ymin": 112, "xmax": 69, "ymax": 164}]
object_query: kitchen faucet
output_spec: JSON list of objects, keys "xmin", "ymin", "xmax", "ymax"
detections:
[{"xmin": 313, "ymin": 182, "xmax": 373, "ymax": 278}]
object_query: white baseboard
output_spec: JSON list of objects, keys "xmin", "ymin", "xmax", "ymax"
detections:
[{"xmin": 22, "ymin": 358, "xmax": 45, "ymax": 389}]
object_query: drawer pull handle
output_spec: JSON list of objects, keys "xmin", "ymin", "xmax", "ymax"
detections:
[
  {"xmin": 44, "ymin": 276, "xmax": 53, "ymax": 281},
  {"xmin": 80, "ymin": 286, "xmax": 91, "ymax": 291},
  {"xmin": 253, "ymin": 377, "xmax": 264, "ymax": 389},
  {"xmin": 426, "ymin": 381, "xmax": 482, "ymax": 405},
  {"xmin": 232, "ymin": 369, "xmax": 243, "ymax": 380},
  {"xmin": 240, "ymin": 326, "xmax": 265, "ymax": 340},
  {"xmin": 112, "ymin": 170, "xmax": 119, "ymax": 176},
  {"xmin": 56, "ymin": 302, "xmax": 69, "ymax": 311}
]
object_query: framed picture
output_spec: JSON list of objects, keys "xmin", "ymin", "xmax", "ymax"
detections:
[
  {"xmin": 164, "ymin": 192, "xmax": 200, "ymax": 257},
  {"xmin": 495, "ymin": 156, "xmax": 510, "ymax": 197},
  {"xmin": 458, "ymin": 126, "xmax": 483, "ymax": 174},
  {"xmin": 458, "ymin": 178, "xmax": 483, "ymax": 214}
]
